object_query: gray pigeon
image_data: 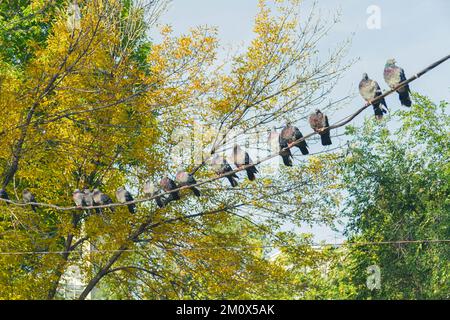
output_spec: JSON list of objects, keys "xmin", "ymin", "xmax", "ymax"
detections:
[
  {"xmin": 73, "ymin": 189, "xmax": 86, "ymax": 208},
  {"xmin": 83, "ymin": 189, "xmax": 94, "ymax": 206},
  {"xmin": 92, "ymin": 189, "xmax": 115, "ymax": 212},
  {"xmin": 359, "ymin": 73, "xmax": 388, "ymax": 119},
  {"xmin": 232, "ymin": 145, "xmax": 258, "ymax": 181},
  {"xmin": 210, "ymin": 154, "xmax": 239, "ymax": 187},
  {"xmin": 384, "ymin": 58, "xmax": 411, "ymax": 107},
  {"xmin": 268, "ymin": 128, "xmax": 293, "ymax": 166},
  {"xmin": 160, "ymin": 177, "xmax": 180, "ymax": 202},
  {"xmin": 22, "ymin": 189, "xmax": 37, "ymax": 212},
  {"xmin": 280, "ymin": 123, "xmax": 309, "ymax": 156},
  {"xmin": 143, "ymin": 181, "xmax": 165, "ymax": 208},
  {"xmin": 116, "ymin": 187, "xmax": 136, "ymax": 214},
  {"xmin": 308, "ymin": 109, "xmax": 332, "ymax": 146},
  {"xmin": 175, "ymin": 171, "xmax": 201, "ymax": 197}
]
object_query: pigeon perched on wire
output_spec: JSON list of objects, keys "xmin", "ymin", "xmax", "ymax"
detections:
[
  {"xmin": 92, "ymin": 189, "xmax": 115, "ymax": 212},
  {"xmin": 22, "ymin": 189, "xmax": 37, "ymax": 212},
  {"xmin": 384, "ymin": 58, "xmax": 412, "ymax": 107},
  {"xmin": 268, "ymin": 128, "xmax": 293, "ymax": 166},
  {"xmin": 175, "ymin": 170, "xmax": 201, "ymax": 197},
  {"xmin": 144, "ymin": 181, "xmax": 165, "ymax": 208},
  {"xmin": 210, "ymin": 154, "xmax": 239, "ymax": 187},
  {"xmin": 73, "ymin": 189, "xmax": 86, "ymax": 208},
  {"xmin": 82, "ymin": 189, "xmax": 96, "ymax": 213},
  {"xmin": 309, "ymin": 109, "xmax": 332, "ymax": 146},
  {"xmin": 232, "ymin": 144, "xmax": 258, "ymax": 181},
  {"xmin": 116, "ymin": 187, "xmax": 136, "ymax": 214},
  {"xmin": 280, "ymin": 123, "xmax": 309, "ymax": 156},
  {"xmin": 359, "ymin": 73, "xmax": 388, "ymax": 120},
  {"xmin": 160, "ymin": 177, "xmax": 180, "ymax": 202},
  {"xmin": 67, "ymin": 0, "xmax": 81, "ymax": 33}
]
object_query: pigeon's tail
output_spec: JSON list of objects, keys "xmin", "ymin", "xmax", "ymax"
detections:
[
  {"xmin": 95, "ymin": 207, "xmax": 101, "ymax": 214},
  {"xmin": 170, "ymin": 191, "xmax": 180, "ymax": 201},
  {"xmin": 127, "ymin": 203, "xmax": 137, "ymax": 214},
  {"xmin": 320, "ymin": 130, "xmax": 332, "ymax": 146},
  {"xmin": 227, "ymin": 176, "xmax": 239, "ymax": 187},
  {"xmin": 297, "ymin": 141, "xmax": 309, "ymax": 155},
  {"xmin": 246, "ymin": 166, "xmax": 258, "ymax": 181},
  {"xmin": 191, "ymin": 187, "xmax": 201, "ymax": 197},
  {"xmin": 281, "ymin": 153, "xmax": 293, "ymax": 167},
  {"xmin": 398, "ymin": 90, "xmax": 412, "ymax": 107},
  {"xmin": 155, "ymin": 196, "xmax": 164, "ymax": 208},
  {"xmin": 31, "ymin": 204, "xmax": 37, "ymax": 212}
]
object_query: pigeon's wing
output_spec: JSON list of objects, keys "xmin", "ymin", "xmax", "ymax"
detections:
[
  {"xmin": 125, "ymin": 191, "xmax": 134, "ymax": 202},
  {"xmin": 324, "ymin": 115, "xmax": 330, "ymax": 128},
  {"xmin": 293, "ymin": 126, "xmax": 303, "ymax": 141}
]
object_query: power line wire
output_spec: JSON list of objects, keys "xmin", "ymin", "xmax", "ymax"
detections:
[
  {"xmin": 0, "ymin": 239, "xmax": 448, "ymax": 256},
  {"xmin": 0, "ymin": 53, "xmax": 449, "ymax": 211}
]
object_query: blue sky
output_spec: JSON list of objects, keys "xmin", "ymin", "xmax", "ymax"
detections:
[{"xmin": 154, "ymin": 0, "xmax": 450, "ymax": 242}]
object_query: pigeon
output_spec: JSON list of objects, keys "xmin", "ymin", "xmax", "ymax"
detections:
[
  {"xmin": 143, "ymin": 181, "xmax": 165, "ymax": 208},
  {"xmin": 116, "ymin": 187, "xmax": 136, "ymax": 214},
  {"xmin": 0, "ymin": 189, "xmax": 9, "ymax": 205},
  {"xmin": 280, "ymin": 123, "xmax": 309, "ymax": 156},
  {"xmin": 92, "ymin": 189, "xmax": 115, "ymax": 212},
  {"xmin": 67, "ymin": 0, "xmax": 81, "ymax": 32},
  {"xmin": 175, "ymin": 171, "xmax": 201, "ymax": 197},
  {"xmin": 232, "ymin": 144, "xmax": 258, "ymax": 181},
  {"xmin": 83, "ymin": 189, "xmax": 94, "ymax": 206},
  {"xmin": 359, "ymin": 73, "xmax": 388, "ymax": 120},
  {"xmin": 73, "ymin": 189, "xmax": 86, "ymax": 208},
  {"xmin": 22, "ymin": 189, "xmax": 37, "ymax": 212},
  {"xmin": 268, "ymin": 128, "xmax": 293, "ymax": 166},
  {"xmin": 384, "ymin": 58, "xmax": 412, "ymax": 107},
  {"xmin": 160, "ymin": 177, "xmax": 180, "ymax": 202},
  {"xmin": 210, "ymin": 154, "xmax": 239, "ymax": 187},
  {"xmin": 309, "ymin": 109, "xmax": 332, "ymax": 146}
]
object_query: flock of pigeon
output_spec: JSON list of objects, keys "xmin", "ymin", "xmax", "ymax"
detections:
[{"xmin": 0, "ymin": 59, "xmax": 411, "ymax": 213}]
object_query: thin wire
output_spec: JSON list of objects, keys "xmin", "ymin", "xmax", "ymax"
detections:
[
  {"xmin": 0, "ymin": 53, "xmax": 449, "ymax": 211},
  {"xmin": 0, "ymin": 239, "xmax": 448, "ymax": 256}
]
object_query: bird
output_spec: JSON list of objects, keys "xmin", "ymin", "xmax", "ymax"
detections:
[
  {"xmin": 359, "ymin": 73, "xmax": 388, "ymax": 120},
  {"xmin": 309, "ymin": 109, "xmax": 332, "ymax": 146},
  {"xmin": 175, "ymin": 170, "xmax": 201, "ymax": 197},
  {"xmin": 384, "ymin": 58, "xmax": 412, "ymax": 107},
  {"xmin": 0, "ymin": 189, "xmax": 9, "ymax": 205},
  {"xmin": 143, "ymin": 181, "xmax": 165, "ymax": 208},
  {"xmin": 160, "ymin": 177, "xmax": 180, "ymax": 202},
  {"xmin": 116, "ymin": 187, "xmax": 136, "ymax": 214},
  {"xmin": 67, "ymin": 0, "xmax": 81, "ymax": 32},
  {"xmin": 92, "ymin": 189, "xmax": 115, "ymax": 212},
  {"xmin": 268, "ymin": 128, "xmax": 293, "ymax": 166},
  {"xmin": 280, "ymin": 123, "xmax": 309, "ymax": 156},
  {"xmin": 22, "ymin": 189, "xmax": 37, "ymax": 212},
  {"xmin": 82, "ymin": 189, "xmax": 94, "ymax": 206},
  {"xmin": 232, "ymin": 144, "xmax": 258, "ymax": 181},
  {"xmin": 210, "ymin": 154, "xmax": 239, "ymax": 187},
  {"xmin": 73, "ymin": 189, "xmax": 86, "ymax": 208}
]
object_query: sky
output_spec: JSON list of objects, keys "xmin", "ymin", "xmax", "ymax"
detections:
[{"xmin": 152, "ymin": 0, "xmax": 450, "ymax": 242}]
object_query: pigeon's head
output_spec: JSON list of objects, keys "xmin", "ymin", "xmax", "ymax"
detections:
[
  {"xmin": 116, "ymin": 186, "xmax": 125, "ymax": 193},
  {"xmin": 362, "ymin": 73, "xmax": 369, "ymax": 80},
  {"xmin": 73, "ymin": 189, "xmax": 81, "ymax": 194},
  {"xmin": 144, "ymin": 181, "xmax": 155, "ymax": 194},
  {"xmin": 386, "ymin": 58, "xmax": 396, "ymax": 67},
  {"xmin": 83, "ymin": 188, "xmax": 91, "ymax": 193},
  {"xmin": 93, "ymin": 188, "xmax": 100, "ymax": 194},
  {"xmin": 22, "ymin": 188, "xmax": 29, "ymax": 194},
  {"xmin": 315, "ymin": 109, "xmax": 322, "ymax": 114}
]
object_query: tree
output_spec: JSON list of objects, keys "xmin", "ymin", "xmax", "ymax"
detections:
[
  {"xmin": 0, "ymin": 0, "xmax": 350, "ymax": 299},
  {"xmin": 327, "ymin": 94, "xmax": 450, "ymax": 299}
]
